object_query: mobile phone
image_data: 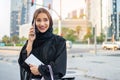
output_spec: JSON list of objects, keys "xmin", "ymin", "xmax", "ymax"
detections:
[{"xmin": 30, "ymin": 19, "xmax": 36, "ymax": 36}]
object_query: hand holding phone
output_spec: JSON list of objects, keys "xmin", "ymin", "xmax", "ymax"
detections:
[{"xmin": 28, "ymin": 20, "xmax": 36, "ymax": 41}]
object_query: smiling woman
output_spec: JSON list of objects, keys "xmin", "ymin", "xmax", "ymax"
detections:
[{"xmin": 18, "ymin": 8, "xmax": 67, "ymax": 80}]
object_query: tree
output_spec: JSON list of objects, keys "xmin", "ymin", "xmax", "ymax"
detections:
[
  {"xmin": 20, "ymin": 36, "xmax": 27, "ymax": 44},
  {"xmin": 75, "ymin": 25, "xmax": 81, "ymax": 38},
  {"xmin": 11, "ymin": 35, "xmax": 19, "ymax": 45},
  {"xmin": 53, "ymin": 27, "xmax": 78, "ymax": 42},
  {"xmin": 97, "ymin": 33, "xmax": 105, "ymax": 43},
  {"xmin": 79, "ymin": 13, "xmax": 86, "ymax": 19},
  {"xmin": 83, "ymin": 26, "xmax": 93, "ymax": 42},
  {"xmin": 64, "ymin": 29, "xmax": 77, "ymax": 42},
  {"xmin": 2, "ymin": 35, "xmax": 10, "ymax": 44}
]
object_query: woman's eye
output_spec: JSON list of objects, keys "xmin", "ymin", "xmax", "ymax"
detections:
[
  {"xmin": 36, "ymin": 19, "xmax": 41, "ymax": 22},
  {"xmin": 44, "ymin": 18, "xmax": 48, "ymax": 21}
]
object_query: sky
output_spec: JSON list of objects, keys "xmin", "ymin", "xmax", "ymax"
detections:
[
  {"xmin": 0, "ymin": 0, "xmax": 85, "ymax": 40},
  {"xmin": 53, "ymin": 0, "xmax": 85, "ymax": 19},
  {"xmin": 0, "ymin": 0, "xmax": 10, "ymax": 39}
]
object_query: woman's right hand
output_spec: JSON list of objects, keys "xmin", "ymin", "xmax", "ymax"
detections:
[
  {"xmin": 28, "ymin": 26, "xmax": 36, "ymax": 42},
  {"xmin": 26, "ymin": 26, "xmax": 36, "ymax": 56}
]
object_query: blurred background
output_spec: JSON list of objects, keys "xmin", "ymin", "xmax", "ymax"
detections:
[
  {"xmin": 1, "ymin": 0, "xmax": 120, "ymax": 45},
  {"xmin": 0, "ymin": 0, "xmax": 120, "ymax": 80}
]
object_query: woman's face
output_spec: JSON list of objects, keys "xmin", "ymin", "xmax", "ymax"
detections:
[{"xmin": 35, "ymin": 13, "xmax": 50, "ymax": 33}]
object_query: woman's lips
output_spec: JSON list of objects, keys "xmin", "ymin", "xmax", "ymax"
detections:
[{"xmin": 38, "ymin": 26, "xmax": 46, "ymax": 30}]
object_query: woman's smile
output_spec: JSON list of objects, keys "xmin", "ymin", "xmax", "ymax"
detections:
[
  {"xmin": 36, "ymin": 13, "xmax": 49, "ymax": 33},
  {"xmin": 38, "ymin": 26, "xmax": 47, "ymax": 30}
]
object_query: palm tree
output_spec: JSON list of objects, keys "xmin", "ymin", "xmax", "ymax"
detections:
[
  {"xmin": 84, "ymin": 26, "xmax": 92, "ymax": 40},
  {"xmin": 2, "ymin": 35, "xmax": 10, "ymax": 44},
  {"xmin": 75, "ymin": 25, "xmax": 81, "ymax": 38}
]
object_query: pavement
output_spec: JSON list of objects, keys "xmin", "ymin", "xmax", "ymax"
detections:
[{"xmin": 0, "ymin": 46, "xmax": 120, "ymax": 80}]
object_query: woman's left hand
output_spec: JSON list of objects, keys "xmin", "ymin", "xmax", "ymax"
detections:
[{"xmin": 29, "ymin": 64, "xmax": 41, "ymax": 75}]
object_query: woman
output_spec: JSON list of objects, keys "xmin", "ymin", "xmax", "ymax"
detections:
[{"xmin": 18, "ymin": 8, "xmax": 67, "ymax": 80}]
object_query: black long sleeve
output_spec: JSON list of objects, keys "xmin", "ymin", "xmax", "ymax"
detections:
[{"xmin": 18, "ymin": 41, "xmax": 31, "ymax": 72}]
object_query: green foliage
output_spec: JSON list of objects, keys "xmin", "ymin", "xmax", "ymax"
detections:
[
  {"xmin": 53, "ymin": 28, "xmax": 58, "ymax": 34},
  {"xmin": 5, "ymin": 43, "xmax": 14, "ymax": 46},
  {"xmin": 10, "ymin": 35, "xmax": 20, "ymax": 44},
  {"xmin": 2, "ymin": 35, "xmax": 10, "ymax": 44},
  {"xmin": 63, "ymin": 28, "xmax": 78, "ymax": 42},
  {"xmin": 97, "ymin": 33, "xmax": 105, "ymax": 43},
  {"xmin": 75, "ymin": 25, "xmax": 81, "ymax": 36},
  {"xmin": 19, "ymin": 36, "xmax": 27, "ymax": 44},
  {"xmin": 1, "ymin": 35, "xmax": 27, "ymax": 46},
  {"xmin": 16, "ymin": 43, "xmax": 24, "ymax": 46},
  {"xmin": 83, "ymin": 27, "xmax": 93, "ymax": 40},
  {"xmin": 53, "ymin": 27, "xmax": 78, "ymax": 42}
]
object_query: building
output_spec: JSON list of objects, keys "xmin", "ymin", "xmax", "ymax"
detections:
[
  {"xmin": 10, "ymin": 0, "xmax": 22, "ymax": 37},
  {"xmin": 19, "ymin": 23, "xmax": 31, "ymax": 38},
  {"xmin": 111, "ymin": 0, "xmax": 117, "ymax": 40},
  {"xmin": 117, "ymin": 0, "xmax": 120, "ymax": 40},
  {"xmin": 20, "ymin": 0, "xmax": 30, "ymax": 24},
  {"xmin": 10, "ymin": 11, "xmax": 20, "ymax": 37},
  {"xmin": 53, "ymin": 19, "xmax": 91, "ymax": 40},
  {"xmin": 10, "ymin": 0, "xmax": 30, "ymax": 37},
  {"xmin": 85, "ymin": 0, "xmax": 117, "ymax": 42},
  {"xmin": 88, "ymin": 0, "xmax": 102, "ymax": 36}
]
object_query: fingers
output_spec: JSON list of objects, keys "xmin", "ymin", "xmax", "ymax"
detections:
[
  {"xmin": 29, "ymin": 27, "xmax": 35, "ymax": 36},
  {"xmin": 29, "ymin": 64, "xmax": 34, "ymax": 67},
  {"xmin": 29, "ymin": 64, "xmax": 40, "ymax": 75}
]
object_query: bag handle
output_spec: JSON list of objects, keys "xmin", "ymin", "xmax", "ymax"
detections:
[{"xmin": 48, "ymin": 65, "xmax": 54, "ymax": 80}]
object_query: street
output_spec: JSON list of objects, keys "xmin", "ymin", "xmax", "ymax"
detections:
[
  {"xmin": 0, "ymin": 45, "xmax": 120, "ymax": 80},
  {"xmin": 0, "ymin": 61, "xmax": 20, "ymax": 80}
]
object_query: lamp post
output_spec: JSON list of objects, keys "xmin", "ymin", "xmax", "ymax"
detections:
[
  {"xmin": 58, "ymin": 0, "xmax": 62, "ymax": 36},
  {"xmin": 94, "ymin": 25, "xmax": 97, "ymax": 55},
  {"xmin": 48, "ymin": 0, "xmax": 62, "ymax": 36}
]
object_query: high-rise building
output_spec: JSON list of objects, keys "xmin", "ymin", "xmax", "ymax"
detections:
[
  {"xmin": 111, "ymin": 0, "xmax": 117, "ymax": 40},
  {"xmin": 88, "ymin": 0, "xmax": 102, "ymax": 36},
  {"xmin": 10, "ymin": 0, "xmax": 22, "ymax": 37},
  {"xmin": 85, "ymin": 0, "xmax": 91, "ymax": 20},
  {"xmin": 20, "ymin": 0, "xmax": 30, "ymax": 24},
  {"xmin": 101, "ymin": 0, "xmax": 112, "ymax": 40},
  {"xmin": 117, "ymin": 0, "xmax": 120, "ymax": 40},
  {"xmin": 86, "ymin": 0, "xmax": 113, "ymax": 40}
]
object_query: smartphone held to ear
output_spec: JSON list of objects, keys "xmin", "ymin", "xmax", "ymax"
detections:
[{"xmin": 30, "ymin": 20, "xmax": 36, "ymax": 37}]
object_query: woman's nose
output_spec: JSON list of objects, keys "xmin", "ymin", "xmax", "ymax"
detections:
[{"xmin": 40, "ymin": 21, "xmax": 44, "ymax": 25}]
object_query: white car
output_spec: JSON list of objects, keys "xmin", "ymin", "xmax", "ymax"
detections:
[
  {"xmin": 102, "ymin": 42, "xmax": 120, "ymax": 50},
  {"xmin": 66, "ymin": 40, "xmax": 72, "ymax": 49}
]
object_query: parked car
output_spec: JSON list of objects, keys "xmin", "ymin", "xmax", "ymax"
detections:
[
  {"xmin": 66, "ymin": 40, "xmax": 72, "ymax": 49},
  {"xmin": 102, "ymin": 42, "xmax": 120, "ymax": 50}
]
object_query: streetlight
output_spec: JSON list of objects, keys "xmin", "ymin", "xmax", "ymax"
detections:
[{"xmin": 93, "ymin": 25, "xmax": 97, "ymax": 55}]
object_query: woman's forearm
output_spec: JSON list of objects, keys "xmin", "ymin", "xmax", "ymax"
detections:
[{"xmin": 26, "ymin": 40, "xmax": 33, "ymax": 56}]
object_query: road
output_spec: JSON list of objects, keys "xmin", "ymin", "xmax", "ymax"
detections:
[
  {"xmin": 0, "ymin": 45, "xmax": 120, "ymax": 80},
  {"xmin": 0, "ymin": 61, "xmax": 20, "ymax": 80}
]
